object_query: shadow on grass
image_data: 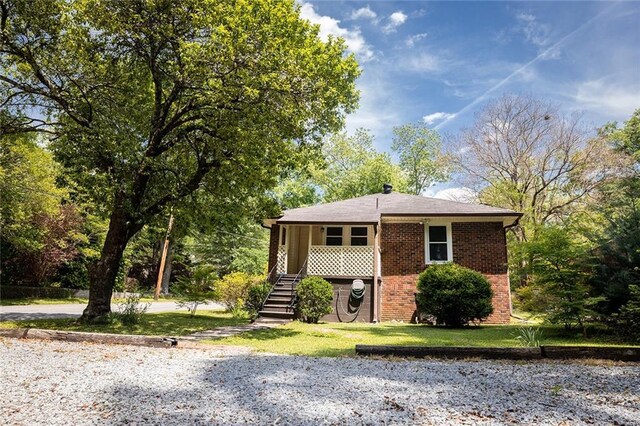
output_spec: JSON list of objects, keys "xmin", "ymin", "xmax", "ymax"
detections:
[{"xmin": 0, "ymin": 311, "xmax": 250, "ymax": 337}]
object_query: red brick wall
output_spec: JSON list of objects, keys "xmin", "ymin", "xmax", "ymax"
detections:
[
  {"xmin": 380, "ymin": 223, "xmax": 424, "ymax": 322},
  {"xmin": 452, "ymin": 222, "xmax": 507, "ymax": 274},
  {"xmin": 380, "ymin": 221, "xmax": 511, "ymax": 324},
  {"xmin": 267, "ymin": 224, "xmax": 280, "ymax": 280}
]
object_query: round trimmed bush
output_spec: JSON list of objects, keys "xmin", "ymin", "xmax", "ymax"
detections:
[
  {"xmin": 296, "ymin": 276, "xmax": 334, "ymax": 323},
  {"xmin": 416, "ymin": 263, "xmax": 493, "ymax": 327}
]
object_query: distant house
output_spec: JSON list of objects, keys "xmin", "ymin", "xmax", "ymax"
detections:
[{"xmin": 261, "ymin": 185, "xmax": 521, "ymax": 324}]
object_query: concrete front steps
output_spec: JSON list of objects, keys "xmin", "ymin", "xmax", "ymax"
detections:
[{"xmin": 258, "ymin": 274, "xmax": 302, "ymax": 320}]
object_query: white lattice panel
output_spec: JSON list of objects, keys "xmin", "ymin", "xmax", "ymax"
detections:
[
  {"xmin": 308, "ymin": 246, "xmax": 374, "ymax": 276},
  {"xmin": 277, "ymin": 246, "xmax": 287, "ymax": 274}
]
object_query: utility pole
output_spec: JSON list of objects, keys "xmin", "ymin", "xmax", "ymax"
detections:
[{"xmin": 154, "ymin": 214, "xmax": 174, "ymax": 300}]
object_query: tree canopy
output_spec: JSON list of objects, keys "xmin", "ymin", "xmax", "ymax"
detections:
[{"xmin": 0, "ymin": 0, "xmax": 359, "ymax": 320}]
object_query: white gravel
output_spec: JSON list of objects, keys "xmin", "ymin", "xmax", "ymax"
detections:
[{"xmin": 1, "ymin": 338, "xmax": 639, "ymax": 425}]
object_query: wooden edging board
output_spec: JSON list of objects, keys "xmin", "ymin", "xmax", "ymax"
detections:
[
  {"xmin": 355, "ymin": 344, "xmax": 640, "ymax": 362},
  {"xmin": 0, "ymin": 328, "xmax": 182, "ymax": 348}
]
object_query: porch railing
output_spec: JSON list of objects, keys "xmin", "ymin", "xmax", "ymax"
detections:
[
  {"xmin": 277, "ymin": 246, "xmax": 287, "ymax": 274},
  {"xmin": 307, "ymin": 245, "xmax": 374, "ymax": 277}
]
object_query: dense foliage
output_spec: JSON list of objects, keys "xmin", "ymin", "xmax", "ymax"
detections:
[
  {"xmin": 416, "ymin": 263, "xmax": 493, "ymax": 327},
  {"xmin": 173, "ymin": 265, "xmax": 217, "ymax": 317},
  {"xmin": 296, "ymin": 277, "xmax": 334, "ymax": 323},
  {"xmin": 0, "ymin": 0, "xmax": 359, "ymax": 321}
]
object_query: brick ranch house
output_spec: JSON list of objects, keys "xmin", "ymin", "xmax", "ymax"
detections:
[{"xmin": 261, "ymin": 185, "xmax": 522, "ymax": 324}]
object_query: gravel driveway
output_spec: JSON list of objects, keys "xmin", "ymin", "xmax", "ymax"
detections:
[{"xmin": 2, "ymin": 338, "xmax": 639, "ymax": 425}]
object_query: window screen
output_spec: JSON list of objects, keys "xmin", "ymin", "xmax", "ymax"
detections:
[
  {"xmin": 350, "ymin": 227, "xmax": 368, "ymax": 246},
  {"xmin": 326, "ymin": 227, "xmax": 343, "ymax": 246},
  {"xmin": 428, "ymin": 226, "xmax": 448, "ymax": 261}
]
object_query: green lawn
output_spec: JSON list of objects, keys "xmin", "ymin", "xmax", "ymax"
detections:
[
  {"xmin": 213, "ymin": 321, "xmax": 634, "ymax": 357},
  {"xmin": 0, "ymin": 298, "xmax": 89, "ymax": 306},
  {"xmin": 0, "ymin": 311, "xmax": 248, "ymax": 336}
]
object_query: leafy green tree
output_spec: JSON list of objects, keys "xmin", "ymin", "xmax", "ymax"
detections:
[
  {"xmin": 315, "ymin": 129, "xmax": 407, "ymax": 201},
  {"xmin": 523, "ymin": 226, "xmax": 603, "ymax": 334},
  {"xmin": 391, "ymin": 123, "xmax": 450, "ymax": 195},
  {"xmin": 0, "ymin": 0, "xmax": 359, "ymax": 321},
  {"xmin": 589, "ymin": 108, "xmax": 640, "ymax": 315},
  {"xmin": 173, "ymin": 265, "xmax": 217, "ymax": 317},
  {"xmin": 0, "ymin": 134, "xmax": 89, "ymax": 286}
]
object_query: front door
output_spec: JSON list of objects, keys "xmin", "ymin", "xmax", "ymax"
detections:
[{"xmin": 287, "ymin": 226, "xmax": 309, "ymax": 274}]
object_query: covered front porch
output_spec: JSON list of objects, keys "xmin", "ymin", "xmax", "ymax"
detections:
[{"xmin": 275, "ymin": 224, "xmax": 379, "ymax": 278}]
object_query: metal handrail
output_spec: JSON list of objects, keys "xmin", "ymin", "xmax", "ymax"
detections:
[
  {"xmin": 260, "ymin": 263, "xmax": 280, "ymax": 313},
  {"xmin": 289, "ymin": 257, "xmax": 308, "ymax": 307}
]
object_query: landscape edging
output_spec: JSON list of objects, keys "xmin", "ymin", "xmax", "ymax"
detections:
[{"xmin": 356, "ymin": 344, "xmax": 640, "ymax": 362}]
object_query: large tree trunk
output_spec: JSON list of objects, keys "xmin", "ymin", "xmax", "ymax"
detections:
[{"xmin": 82, "ymin": 202, "xmax": 136, "ymax": 322}]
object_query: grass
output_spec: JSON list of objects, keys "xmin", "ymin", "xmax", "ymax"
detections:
[
  {"xmin": 0, "ymin": 311, "xmax": 248, "ymax": 336},
  {"xmin": 212, "ymin": 321, "xmax": 636, "ymax": 357}
]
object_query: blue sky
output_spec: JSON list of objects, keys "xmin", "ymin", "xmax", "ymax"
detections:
[{"xmin": 300, "ymin": 1, "xmax": 640, "ymax": 157}]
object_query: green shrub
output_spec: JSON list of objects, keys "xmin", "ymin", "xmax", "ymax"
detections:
[
  {"xmin": 416, "ymin": 263, "xmax": 493, "ymax": 327},
  {"xmin": 215, "ymin": 272, "xmax": 264, "ymax": 312},
  {"xmin": 173, "ymin": 265, "xmax": 217, "ymax": 317},
  {"xmin": 245, "ymin": 281, "xmax": 272, "ymax": 318},
  {"xmin": 296, "ymin": 276, "xmax": 334, "ymax": 323}
]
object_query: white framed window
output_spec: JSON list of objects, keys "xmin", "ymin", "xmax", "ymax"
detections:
[
  {"xmin": 425, "ymin": 223, "xmax": 453, "ymax": 264},
  {"xmin": 325, "ymin": 227, "xmax": 343, "ymax": 246},
  {"xmin": 323, "ymin": 226, "xmax": 371, "ymax": 246},
  {"xmin": 350, "ymin": 226, "xmax": 368, "ymax": 246}
]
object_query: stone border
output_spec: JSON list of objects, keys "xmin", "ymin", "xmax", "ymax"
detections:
[
  {"xmin": 0, "ymin": 328, "xmax": 194, "ymax": 348},
  {"xmin": 356, "ymin": 344, "xmax": 640, "ymax": 362}
]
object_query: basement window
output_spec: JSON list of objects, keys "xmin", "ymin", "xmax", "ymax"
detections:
[{"xmin": 425, "ymin": 224, "xmax": 452, "ymax": 263}]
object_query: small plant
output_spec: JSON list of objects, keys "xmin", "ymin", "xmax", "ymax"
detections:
[
  {"xmin": 173, "ymin": 265, "xmax": 217, "ymax": 317},
  {"xmin": 515, "ymin": 326, "xmax": 544, "ymax": 347},
  {"xmin": 115, "ymin": 291, "xmax": 149, "ymax": 325},
  {"xmin": 245, "ymin": 281, "xmax": 272, "ymax": 319},
  {"xmin": 230, "ymin": 300, "xmax": 250, "ymax": 320},
  {"xmin": 216, "ymin": 272, "xmax": 263, "ymax": 312},
  {"xmin": 416, "ymin": 263, "xmax": 493, "ymax": 327},
  {"xmin": 550, "ymin": 384, "xmax": 563, "ymax": 397},
  {"xmin": 296, "ymin": 276, "xmax": 334, "ymax": 324}
]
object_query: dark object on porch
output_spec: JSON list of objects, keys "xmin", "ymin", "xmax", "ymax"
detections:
[
  {"xmin": 337, "ymin": 279, "xmax": 366, "ymax": 323},
  {"xmin": 383, "ymin": 183, "xmax": 393, "ymax": 194}
]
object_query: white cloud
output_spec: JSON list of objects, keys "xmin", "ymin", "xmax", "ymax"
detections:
[
  {"xmin": 573, "ymin": 78, "xmax": 640, "ymax": 118},
  {"xmin": 299, "ymin": 2, "xmax": 375, "ymax": 62},
  {"xmin": 350, "ymin": 6, "xmax": 377, "ymax": 21},
  {"xmin": 383, "ymin": 11, "xmax": 408, "ymax": 33},
  {"xmin": 432, "ymin": 187, "xmax": 477, "ymax": 203},
  {"xmin": 515, "ymin": 12, "xmax": 560, "ymax": 60},
  {"xmin": 423, "ymin": 112, "xmax": 456, "ymax": 125},
  {"xmin": 403, "ymin": 52, "xmax": 443, "ymax": 73},
  {"xmin": 405, "ymin": 33, "xmax": 428, "ymax": 47}
]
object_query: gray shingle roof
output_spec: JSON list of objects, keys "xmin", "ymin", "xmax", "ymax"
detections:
[{"xmin": 274, "ymin": 192, "xmax": 521, "ymax": 224}]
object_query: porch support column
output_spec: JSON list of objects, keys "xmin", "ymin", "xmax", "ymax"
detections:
[
  {"xmin": 284, "ymin": 225, "xmax": 290, "ymax": 274},
  {"xmin": 373, "ymin": 222, "xmax": 380, "ymax": 323},
  {"xmin": 308, "ymin": 225, "xmax": 312, "ymax": 274}
]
